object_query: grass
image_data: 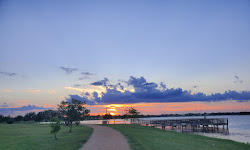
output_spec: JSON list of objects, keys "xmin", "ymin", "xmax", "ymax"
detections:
[
  {"xmin": 107, "ymin": 124, "xmax": 250, "ymax": 150},
  {"xmin": 0, "ymin": 124, "xmax": 93, "ymax": 150}
]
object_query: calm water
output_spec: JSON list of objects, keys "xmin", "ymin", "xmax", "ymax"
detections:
[{"xmin": 81, "ymin": 115, "xmax": 250, "ymax": 143}]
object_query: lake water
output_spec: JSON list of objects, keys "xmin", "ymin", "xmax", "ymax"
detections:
[{"xmin": 81, "ymin": 115, "xmax": 250, "ymax": 144}]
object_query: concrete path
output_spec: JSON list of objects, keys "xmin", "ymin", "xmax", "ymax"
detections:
[{"xmin": 80, "ymin": 125, "xmax": 131, "ymax": 150}]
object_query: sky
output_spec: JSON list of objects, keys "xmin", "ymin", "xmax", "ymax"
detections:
[{"xmin": 0, "ymin": 0, "xmax": 250, "ymax": 116}]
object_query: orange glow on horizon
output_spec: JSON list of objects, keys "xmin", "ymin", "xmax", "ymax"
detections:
[{"xmin": 86, "ymin": 100, "xmax": 250, "ymax": 116}]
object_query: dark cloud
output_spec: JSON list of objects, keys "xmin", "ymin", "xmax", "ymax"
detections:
[
  {"xmin": 0, "ymin": 71, "xmax": 19, "ymax": 77},
  {"xmin": 234, "ymin": 76, "xmax": 243, "ymax": 83},
  {"xmin": 128, "ymin": 76, "xmax": 158, "ymax": 92},
  {"xmin": 59, "ymin": 67, "xmax": 78, "ymax": 74},
  {"xmin": 160, "ymin": 82, "xmax": 166, "ymax": 90},
  {"xmin": 66, "ymin": 76, "xmax": 250, "ymax": 105},
  {"xmin": 0, "ymin": 105, "xmax": 53, "ymax": 116},
  {"xmin": 66, "ymin": 95, "xmax": 96, "ymax": 105},
  {"xmin": 90, "ymin": 77, "xmax": 109, "ymax": 86}
]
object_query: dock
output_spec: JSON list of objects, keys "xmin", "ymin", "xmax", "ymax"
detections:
[{"xmin": 136, "ymin": 118, "xmax": 229, "ymax": 134}]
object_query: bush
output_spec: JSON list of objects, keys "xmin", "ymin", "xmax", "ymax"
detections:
[{"xmin": 6, "ymin": 120, "xmax": 14, "ymax": 124}]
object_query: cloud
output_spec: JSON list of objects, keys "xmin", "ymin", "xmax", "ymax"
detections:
[
  {"xmin": 18, "ymin": 100, "xmax": 29, "ymax": 103},
  {"xmin": 48, "ymin": 90, "xmax": 56, "ymax": 94},
  {"xmin": 60, "ymin": 66, "xmax": 78, "ymax": 74},
  {"xmin": 0, "ymin": 102, "xmax": 9, "ymax": 108},
  {"xmin": 3, "ymin": 89, "xmax": 14, "ymax": 93},
  {"xmin": 66, "ymin": 95, "xmax": 96, "ymax": 105},
  {"xmin": 25, "ymin": 89, "xmax": 41, "ymax": 94},
  {"xmin": 81, "ymin": 72, "xmax": 95, "ymax": 76},
  {"xmin": 66, "ymin": 76, "xmax": 250, "ymax": 105},
  {"xmin": 0, "ymin": 105, "xmax": 53, "ymax": 116},
  {"xmin": 0, "ymin": 71, "xmax": 19, "ymax": 77},
  {"xmin": 90, "ymin": 77, "xmax": 109, "ymax": 86},
  {"xmin": 79, "ymin": 76, "xmax": 90, "ymax": 80},
  {"xmin": 234, "ymin": 76, "xmax": 243, "ymax": 83},
  {"xmin": 64, "ymin": 87, "xmax": 84, "ymax": 92},
  {"xmin": 73, "ymin": 84, "xmax": 81, "ymax": 87},
  {"xmin": 78, "ymin": 72, "xmax": 95, "ymax": 80}
]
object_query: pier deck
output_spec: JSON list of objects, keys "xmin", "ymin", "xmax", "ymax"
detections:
[{"xmin": 137, "ymin": 118, "xmax": 229, "ymax": 134}]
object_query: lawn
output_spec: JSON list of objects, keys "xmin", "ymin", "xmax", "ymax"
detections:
[
  {"xmin": 0, "ymin": 124, "xmax": 93, "ymax": 150},
  {"xmin": 107, "ymin": 124, "xmax": 250, "ymax": 150}
]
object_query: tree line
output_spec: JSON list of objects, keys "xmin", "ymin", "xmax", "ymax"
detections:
[
  {"xmin": 0, "ymin": 99, "xmax": 90, "ymax": 128},
  {"xmin": 0, "ymin": 109, "xmax": 58, "ymax": 124}
]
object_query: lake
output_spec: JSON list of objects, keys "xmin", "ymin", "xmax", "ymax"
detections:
[{"xmin": 81, "ymin": 115, "xmax": 250, "ymax": 144}]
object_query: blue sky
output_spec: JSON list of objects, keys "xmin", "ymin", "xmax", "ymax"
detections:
[{"xmin": 0, "ymin": 0, "xmax": 250, "ymax": 116}]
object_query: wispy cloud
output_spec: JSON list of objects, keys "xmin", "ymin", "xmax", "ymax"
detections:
[
  {"xmin": 66, "ymin": 76, "xmax": 250, "ymax": 105},
  {"xmin": 81, "ymin": 72, "xmax": 95, "ymax": 76},
  {"xmin": 79, "ymin": 76, "xmax": 90, "ymax": 80},
  {"xmin": 234, "ymin": 76, "xmax": 243, "ymax": 83},
  {"xmin": 73, "ymin": 84, "xmax": 81, "ymax": 87},
  {"xmin": 64, "ymin": 87, "xmax": 84, "ymax": 92},
  {"xmin": 18, "ymin": 100, "xmax": 29, "ymax": 103},
  {"xmin": 48, "ymin": 90, "xmax": 56, "ymax": 94},
  {"xmin": 0, "ymin": 71, "xmax": 19, "ymax": 77},
  {"xmin": 3, "ymin": 89, "xmax": 14, "ymax": 93},
  {"xmin": 0, "ymin": 102, "xmax": 9, "ymax": 108},
  {"xmin": 25, "ymin": 89, "xmax": 41, "ymax": 94},
  {"xmin": 59, "ymin": 66, "xmax": 78, "ymax": 74},
  {"xmin": 78, "ymin": 72, "xmax": 95, "ymax": 80}
]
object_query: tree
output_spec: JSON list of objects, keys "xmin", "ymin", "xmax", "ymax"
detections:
[
  {"xmin": 124, "ymin": 107, "xmax": 140, "ymax": 124},
  {"xmin": 34, "ymin": 112, "xmax": 45, "ymax": 123},
  {"xmin": 0, "ymin": 115, "xmax": 3, "ymax": 123},
  {"xmin": 15, "ymin": 115, "xmax": 23, "ymax": 124},
  {"xmin": 103, "ymin": 113, "xmax": 112, "ymax": 120},
  {"xmin": 58, "ymin": 99, "xmax": 90, "ymax": 133},
  {"xmin": 50, "ymin": 117, "xmax": 61, "ymax": 140},
  {"xmin": 2, "ymin": 116, "xmax": 11, "ymax": 123},
  {"xmin": 24, "ymin": 112, "xmax": 36, "ymax": 123},
  {"xmin": 44, "ymin": 110, "xmax": 58, "ymax": 122}
]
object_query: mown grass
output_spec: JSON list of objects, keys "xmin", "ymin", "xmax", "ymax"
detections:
[
  {"xmin": 0, "ymin": 124, "xmax": 93, "ymax": 150},
  {"xmin": 107, "ymin": 124, "xmax": 250, "ymax": 150}
]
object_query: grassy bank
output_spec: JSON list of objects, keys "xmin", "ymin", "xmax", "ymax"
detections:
[
  {"xmin": 107, "ymin": 124, "xmax": 250, "ymax": 150},
  {"xmin": 0, "ymin": 124, "xmax": 93, "ymax": 150}
]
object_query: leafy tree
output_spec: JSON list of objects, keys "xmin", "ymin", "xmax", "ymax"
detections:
[
  {"xmin": 103, "ymin": 113, "xmax": 112, "ymax": 120},
  {"xmin": 44, "ymin": 110, "xmax": 58, "ymax": 122},
  {"xmin": 24, "ymin": 112, "xmax": 36, "ymax": 123},
  {"xmin": 15, "ymin": 115, "xmax": 23, "ymax": 124},
  {"xmin": 58, "ymin": 99, "xmax": 89, "ymax": 133},
  {"xmin": 0, "ymin": 115, "xmax": 3, "ymax": 123},
  {"xmin": 124, "ymin": 107, "xmax": 140, "ymax": 124},
  {"xmin": 34, "ymin": 112, "xmax": 45, "ymax": 123},
  {"xmin": 6, "ymin": 119, "xmax": 14, "ymax": 124},
  {"xmin": 2, "ymin": 116, "xmax": 11, "ymax": 123},
  {"xmin": 50, "ymin": 117, "xmax": 61, "ymax": 140}
]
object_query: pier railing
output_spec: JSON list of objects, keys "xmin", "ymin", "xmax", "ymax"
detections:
[{"xmin": 135, "ymin": 118, "xmax": 229, "ymax": 134}]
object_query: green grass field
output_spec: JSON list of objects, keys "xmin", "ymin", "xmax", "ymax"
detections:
[
  {"xmin": 107, "ymin": 124, "xmax": 250, "ymax": 150},
  {"xmin": 0, "ymin": 124, "xmax": 93, "ymax": 150}
]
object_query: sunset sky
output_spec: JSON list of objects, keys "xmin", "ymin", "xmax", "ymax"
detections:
[{"xmin": 1, "ymin": 0, "xmax": 250, "ymax": 116}]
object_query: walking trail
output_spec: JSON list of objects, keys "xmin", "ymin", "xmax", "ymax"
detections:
[{"xmin": 80, "ymin": 124, "xmax": 131, "ymax": 150}]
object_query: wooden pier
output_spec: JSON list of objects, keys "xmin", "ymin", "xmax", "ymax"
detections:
[{"xmin": 136, "ymin": 118, "xmax": 229, "ymax": 134}]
